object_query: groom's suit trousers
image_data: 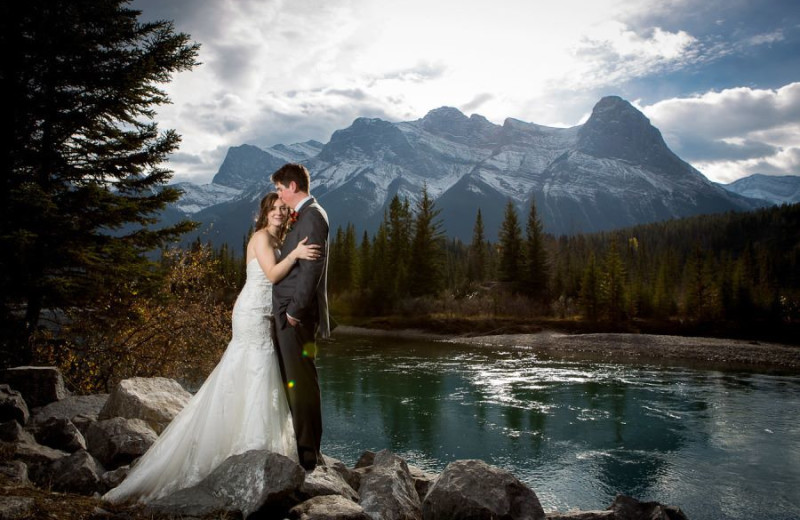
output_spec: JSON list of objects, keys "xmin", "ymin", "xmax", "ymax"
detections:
[{"xmin": 272, "ymin": 306, "xmax": 323, "ymax": 463}]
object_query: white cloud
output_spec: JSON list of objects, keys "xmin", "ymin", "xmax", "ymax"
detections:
[
  {"xmin": 131, "ymin": 0, "xmax": 798, "ymax": 185},
  {"xmin": 641, "ymin": 83, "xmax": 800, "ymax": 182}
]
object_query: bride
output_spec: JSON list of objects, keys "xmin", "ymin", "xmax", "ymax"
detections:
[{"xmin": 104, "ymin": 192, "xmax": 319, "ymax": 503}]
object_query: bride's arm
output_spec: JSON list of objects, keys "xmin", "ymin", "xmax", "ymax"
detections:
[{"xmin": 253, "ymin": 231, "xmax": 319, "ymax": 284}]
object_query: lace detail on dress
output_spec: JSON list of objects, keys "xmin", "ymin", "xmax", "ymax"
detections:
[{"xmin": 103, "ymin": 259, "xmax": 296, "ymax": 504}]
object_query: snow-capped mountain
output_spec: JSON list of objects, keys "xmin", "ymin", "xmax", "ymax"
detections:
[
  {"xmin": 170, "ymin": 141, "xmax": 324, "ymax": 215},
  {"xmin": 720, "ymin": 174, "xmax": 800, "ymax": 205},
  {"xmin": 171, "ymin": 96, "xmax": 765, "ymax": 246}
]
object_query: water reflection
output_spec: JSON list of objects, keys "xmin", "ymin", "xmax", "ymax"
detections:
[{"xmin": 317, "ymin": 335, "xmax": 800, "ymax": 520}]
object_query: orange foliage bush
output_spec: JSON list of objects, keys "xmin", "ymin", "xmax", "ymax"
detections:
[{"xmin": 33, "ymin": 246, "xmax": 235, "ymax": 393}]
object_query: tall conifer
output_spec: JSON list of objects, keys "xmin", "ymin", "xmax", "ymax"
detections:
[
  {"xmin": 498, "ymin": 200, "xmax": 524, "ymax": 284},
  {"xmin": 468, "ymin": 209, "xmax": 488, "ymax": 282},
  {"xmin": 524, "ymin": 200, "xmax": 549, "ymax": 300},
  {"xmin": 409, "ymin": 185, "xmax": 445, "ymax": 297},
  {"xmin": 1, "ymin": 0, "xmax": 199, "ymax": 363}
]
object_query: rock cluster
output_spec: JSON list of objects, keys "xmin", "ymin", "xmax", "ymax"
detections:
[{"xmin": 0, "ymin": 367, "xmax": 689, "ymax": 519}]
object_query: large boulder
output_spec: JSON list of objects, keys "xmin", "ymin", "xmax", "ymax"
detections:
[
  {"xmin": 99, "ymin": 377, "xmax": 191, "ymax": 434},
  {"xmin": 0, "ymin": 385, "xmax": 29, "ymax": 425},
  {"xmin": 33, "ymin": 417, "xmax": 86, "ymax": 452},
  {"xmin": 422, "ymin": 459, "xmax": 545, "ymax": 520},
  {"xmin": 608, "ymin": 495, "xmax": 689, "ymax": 520},
  {"xmin": 300, "ymin": 464, "xmax": 359, "ymax": 502},
  {"xmin": 359, "ymin": 450, "xmax": 422, "ymax": 520},
  {"xmin": 201, "ymin": 449, "xmax": 305, "ymax": 518},
  {"xmin": 147, "ymin": 450, "xmax": 305, "ymax": 518},
  {"xmin": 32, "ymin": 394, "xmax": 108, "ymax": 425},
  {"xmin": 290, "ymin": 495, "xmax": 372, "ymax": 520},
  {"xmin": 85, "ymin": 417, "xmax": 157, "ymax": 469},
  {"xmin": 46, "ymin": 449, "xmax": 106, "ymax": 495},
  {"xmin": 0, "ymin": 367, "xmax": 68, "ymax": 408}
]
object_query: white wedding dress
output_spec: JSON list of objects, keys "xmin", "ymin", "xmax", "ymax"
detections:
[{"xmin": 104, "ymin": 258, "xmax": 297, "ymax": 503}]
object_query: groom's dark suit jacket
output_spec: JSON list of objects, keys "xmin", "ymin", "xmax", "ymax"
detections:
[
  {"xmin": 271, "ymin": 196, "xmax": 329, "ymax": 464},
  {"xmin": 273, "ymin": 198, "xmax": 330, "ymax": 337}
]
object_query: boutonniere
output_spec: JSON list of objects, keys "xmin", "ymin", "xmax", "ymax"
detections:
[{"xmin": 288, "ymin": 210, "xmax": 298, "ymax": 231}]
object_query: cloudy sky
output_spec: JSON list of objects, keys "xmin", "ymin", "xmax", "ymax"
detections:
[{"xmin": 131, "ymin": 0, "xmax": 800, "ymax": 185}]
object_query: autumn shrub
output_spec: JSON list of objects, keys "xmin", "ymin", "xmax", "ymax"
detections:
[{"xmin": 33, "ymin": 245, "xmax": 234, "ymax": 393}]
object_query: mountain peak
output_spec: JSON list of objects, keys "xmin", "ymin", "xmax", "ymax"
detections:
[
  {"xmin": 419, "ymin": 106, "xmax": 500, "ymax": 145},
  {"xmin": 577, "ymin": 96, "xmax": 679, "ymax": 171}
]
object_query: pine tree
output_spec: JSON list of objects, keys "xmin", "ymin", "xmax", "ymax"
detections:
[
  {"xmin": 358, "ymin": 231, "xmax": 372, "ymax": 291},
  {"xmin": 524, "ymin": 200, "xmax": 549, "ymax": 301},
  {"xmin": 343, "ymin": 223, "xmax": 359, "ymax": 292},
  {"xmin": 467, "ymin": 209, "xmax": 488, "ymax": 282},
  {"xmin": 329, "ymin": 226, "xmax": 347, "ymax": 293},
  {"xmin": 498, "ymin": 200, "xmax": 524, "ymax": 284},
  {"xmin": 388, "ymin": 195, "xmax": 412, "ymax": 297},
  {"xmin": 579, "ymin": 252, "xmax": 600, "ymax": 321},
  {"xmin": 409, "ymin": 185, "xmax": 445, "ymax": 297},
  {"xmin": 600, "ymin": 239, "xmax": 626, "ymax": 322},
  {"xmin": 1, "ymin": 0, "xmax": 199, "ymax": 363}
]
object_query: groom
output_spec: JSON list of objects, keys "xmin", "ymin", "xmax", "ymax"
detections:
[{"xmin": 271, "ymin": 163, "xmax": 330, "ymax": 471}]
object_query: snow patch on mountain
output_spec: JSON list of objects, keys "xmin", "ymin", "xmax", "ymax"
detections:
[
  {"xmin": 171, "ymin": 182, "xmax": 242, "ymax": 214},
  {"xmin": 721, "ymin": 174, "xmax": 800, "ymax": 205}
]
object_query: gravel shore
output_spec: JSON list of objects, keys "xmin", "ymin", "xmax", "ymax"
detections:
[{"xmin": 334, "ymin": 326, "xmax": 800, "ymax": 373}]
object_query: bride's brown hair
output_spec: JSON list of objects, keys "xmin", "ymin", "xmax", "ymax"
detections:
[{"xmin": 255, "ymin": 192, "xmax": 288, "ymax": 243}]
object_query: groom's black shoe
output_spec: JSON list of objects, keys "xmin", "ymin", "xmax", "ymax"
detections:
[{"xmin": 299, "ymin": 450, "xmax": 318, "ymax": 471}]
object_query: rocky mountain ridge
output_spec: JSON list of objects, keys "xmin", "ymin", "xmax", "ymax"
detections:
[
  {"xmin": 720, "ymin": 173, "xmax": 800, "ymax": 205},
  {"xmin": 168, "ymin": 96, "xmax": 766, "ymax": 246}
]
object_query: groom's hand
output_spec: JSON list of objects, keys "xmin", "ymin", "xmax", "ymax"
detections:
[{"xmin": 287, "ymin": 315, "xmax": 299, "ymax": 327}]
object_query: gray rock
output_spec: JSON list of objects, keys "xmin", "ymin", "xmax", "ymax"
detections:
[
  {"xmin": 324, "ymin": 454, "xmax": 361, "ymax": 492},
  {"xmin": 0, "ymin": 420, "xmax": 35, "ymax": 444},
  {"xmin": 46, "ymin": 449, "xmax": 106, "ymax": 495},
  {"xmin": 0, "ymin": 496, "xmax": 35, "ymax": 520},
  {"xmin": 0, "ymin": 461, "xmax": 28, "ymax": 484},
  {"xmin": 290, "ymin": 495, "xmax": 371, "ymax": 520},
  {"xmin": 301, "ymin": 464, "xmax": 359, "ymax": 502},
  {"xmin": 71, "ymin": 414, "xmax": 96, "ymax": 436},
  {"xmin": 0, "ymin": 385, "xmax": 29, "ymax": 425},
  {"xmin": 0, "ymin": 366, "xmax": 69, "ymax": 408},
  {"xmin": 359, "ymin": 450, "xmax": 422, "ymax": 520},
  {"xmin": 85, "ymin": 417, "xmax": 157, "ymax": 469},
  {"xmin": 408, "ymin": 464, "xmax": 437, "ymax": 501},
  {"xmin": 201, "ymin": 449, "xmax": 305, "ymax": 518},
  {"xmin": 99, "ymin": 377, "xmax": 191, "ymax": 434},
  {"xmin": 422, "ymin": 459, "xmax": 545, "ymax": 520},
  {"xmin": 13, "ymin": 438, "xmax": 68, "ymax": 467},
  {"xmin": 355, "ymin": 450, "xmax": 376, "ymax": 468},
  {"xmin": 546, "ymin": 511, "xmax": 614, "ymax": 519},
  {"xmin": 33, "ymin": 417, "xmax": 87, "ymax": 452},
  {"xmin": 145, "ymin": 485, "xmax": 229, "ymax": 518},
  {"xmin": 14, "ymin": 439, "xmax": 68, "ymax": 484},
  {"xmin": 32, "ymin": 394, "xmax": 108, "ymax": 425},
  {"xmin": 101, "ymin": 465, "xmax": 130, "ymax": 490},
  {"xmin": 609, "ymin": 494, "xmax": 689, "ymax": 520}
]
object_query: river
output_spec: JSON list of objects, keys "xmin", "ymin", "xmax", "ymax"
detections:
[{"xmin": 316, "ymin": 333, "xmax": 800, "ymax": 520}]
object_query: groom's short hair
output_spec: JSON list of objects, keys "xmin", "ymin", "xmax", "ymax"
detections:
[{"xmin": 272, "ymin": 163, "xmax": 310, "ymax": 193}]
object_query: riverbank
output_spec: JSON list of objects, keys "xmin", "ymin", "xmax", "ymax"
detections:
[{"xmin": 333, "ymin": 325, "xmax": 800, "ymax": 373}]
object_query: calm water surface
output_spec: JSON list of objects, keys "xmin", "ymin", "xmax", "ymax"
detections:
[{"xmin": 316, "ymin": 334, "xmax": 800, "ymax": 520}]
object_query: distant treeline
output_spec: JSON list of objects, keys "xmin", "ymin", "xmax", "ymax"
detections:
[
  {"xmin": 207, "ymin": 198, "xmax": 800, "ymax": 333},
  {"xmin": 324, "ymin": 199, "xmax": 800, "ymax": 327}
]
